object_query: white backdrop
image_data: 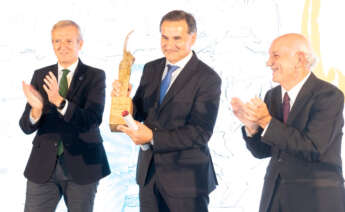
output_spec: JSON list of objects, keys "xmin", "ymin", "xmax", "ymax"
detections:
[{"xmin": 0, "ymin": 0, "xmax": 344, "ymax": 211}]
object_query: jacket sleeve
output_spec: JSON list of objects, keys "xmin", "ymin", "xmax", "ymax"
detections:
[
  {"xmin": 242, "ymin": 126, "xmax": 272, "ymax": 159},
  {"xmin": 262, "ymin": 85, "xmax": 344, "ymax": 162},
  {"xmin": 240, "ymin": 91, "xmax": 272, "ymax": 159},
  {"xmin": 19, "ymin": 70, "xmax": 42, "ymax": 134},
  {"xmin": 62, "ymin": 70, "xmax": 106, "ymax": 132}
]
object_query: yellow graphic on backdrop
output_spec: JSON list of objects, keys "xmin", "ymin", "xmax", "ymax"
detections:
[{"xmin": 302, "ymin": 0, "xmax": 345, "ymax": 93}]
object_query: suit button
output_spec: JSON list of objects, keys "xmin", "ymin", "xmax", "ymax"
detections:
[
  {"xmin": 278, "ymin": 158, "xmax": 283, "ymax": 162},
  {"xmin": 54, "ymin": 142, "xmax": 58, "ymax": 147}
]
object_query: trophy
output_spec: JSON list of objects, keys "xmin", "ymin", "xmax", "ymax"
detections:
[{"xmin": 109, "ymin": 31, "xmax": 135, "ymax": 132}]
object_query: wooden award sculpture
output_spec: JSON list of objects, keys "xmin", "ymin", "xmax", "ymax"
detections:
[{"xmin": 109, "ymin": 31, "xmax": 135, "ymax": 132}]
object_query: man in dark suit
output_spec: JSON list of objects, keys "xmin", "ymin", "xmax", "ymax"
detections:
[
  {"xmin": 231, "ymin": 33, "xmax": 345, "ymax": 212},
  {"xmin": 112, "ymin": 10, "xmax": 221, "ymax": 212},
  {"xmin": 20, "ymin": 20, "xmax": 110, "ymax": 212}
]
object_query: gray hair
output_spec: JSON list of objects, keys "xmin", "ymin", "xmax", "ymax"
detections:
[
  {"xmin": 303, "ymin": 50, "xmax": 318, "ymax": 70},
  {"xmin": 160, "ymin": 10, "xmax": 197, "ymax": 34},
  {"xmin": 51, "ymin": 20, "xmax": 83, "ymax": 41}
]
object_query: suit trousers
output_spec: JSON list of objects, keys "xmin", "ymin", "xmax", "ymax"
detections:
[
  {"xmin": 139, "ymin": 161, "xmax": 209, "ymax": 212},
  {"xmin": 24, "ymin": 155, "xmax": 98, "ymax": 212}
]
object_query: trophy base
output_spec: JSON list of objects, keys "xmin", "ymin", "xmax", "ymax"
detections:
[{"xmin": 109, "ymin": 96, "xmax": 133, "ymax": 132}]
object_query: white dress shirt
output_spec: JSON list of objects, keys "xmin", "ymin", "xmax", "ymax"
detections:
[{"xmin": 162, "ymin": 51, "xmax": 193, "ymax": 91}]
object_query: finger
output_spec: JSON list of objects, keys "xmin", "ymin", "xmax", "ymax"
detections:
[
  {"xmin": 43, "ymin": 78, "xmax": 51, "ymax": 89},
  {"xmin": 112, "ymin": 80, "xmax": 121, "ymax": 88},
  {"xmin": 231, "ymin": 97, "xmax": 244, "ymax": 105},
  {"xmin": 48, "ymin": 72, "xmax": 58, "ymax": 85},
  {"xmin": 111, "ymin": 89, "xmax": 116, "ymax": 97},
  {"xmin": 44, "ymin": 73, "xmax": 55, "ymax": 85},
  {"xmin": 112, "ymin": 83, "xmax": 121, "ymax": 95},
  {"xmin": 245, "ymin": 102, "xmax": 258, "ymax": 112},
  {"xmin": 243, "ymin": 106, "xmax": 258, "ymax": 118},
  {"xmin": 43, "ymin": 84, "xmax": 50, "ymax": 95},
  {"xmin": 252, "ymin": 97, "xmax": 264, "ymax": 107},
  {"xmin": 22, "ymin": 84, "xmax": 31, "ymax": 98},
  {"xmin": 244, "ymin": 113, "xmax": 258, "ymax": 122},
  {"xmin": 249, "ymin": 98, "xmax": 260, "ymax": 107},
  {"xmin": 22, "ymin": 81, "xmax": 29, "ymax": 93},
  {"xmin": 44, "ymin": 72, "xmax": 53, "ymax": 83},
  {"xmin": 117, "ymin": 125, "xmax": 131, "ymax": 134},
  {"xmin": 49, "ymin": 72, "xmax": 56, "ymax": 80}
]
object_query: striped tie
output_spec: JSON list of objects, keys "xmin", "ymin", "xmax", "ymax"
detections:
[{"xmin": 159, "ymin": 64, "xmax": 179, "ymax": 104}]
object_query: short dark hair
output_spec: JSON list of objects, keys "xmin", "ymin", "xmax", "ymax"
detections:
[{"xmin": 160, "ymin": 10, "xmax": 197, "ymax": 34}]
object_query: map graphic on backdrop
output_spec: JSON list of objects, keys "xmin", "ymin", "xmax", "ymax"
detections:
[{"xmin": 0, "ymin": 0, "xmax": 344, "ymax": 211}]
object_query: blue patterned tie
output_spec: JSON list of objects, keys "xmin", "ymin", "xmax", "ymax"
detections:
[{"xmin": 160, "ymin": 64, "xmax": 179, "ymax": 104}]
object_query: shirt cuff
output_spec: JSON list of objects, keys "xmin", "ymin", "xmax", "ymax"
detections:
[
  {"xmin": 140, "ymin": 144, "xmax": 150, "ymax": 151},
  {"xmin": 261, "ymin": 120, "xmax": 271, "ymax": 137},
  {"xmin": 244, "ymin": 127, "xmax": 257, "ymax": 138},
  {"xmin": 57, "ymin": 100, "xmax": 69, "ymax": 115},
  {"xmin": 29, "ymin": 110, "xmax": 40, "ymax": 124}
]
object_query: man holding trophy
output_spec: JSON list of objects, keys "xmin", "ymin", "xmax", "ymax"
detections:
[{"xmin": 111, "ymin": 10, "xmax": 221, "ymax": 212}]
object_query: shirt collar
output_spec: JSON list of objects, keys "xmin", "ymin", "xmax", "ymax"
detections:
[
  {"xmin": 281, "ymin": 72, "xmax": 311, "ymax": 104},
  {"xmin": 58, "ymin": 59, "xmax": 79, "ymax": 74},
  {"xmin": 166, "ymin": 51, "xmax": 193, "ymax": 70}
]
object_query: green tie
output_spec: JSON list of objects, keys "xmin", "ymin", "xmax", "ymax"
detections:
[
  {"xmin": 57, "ymin": 69, "xmax": 70, "ymax": 156},
  {"xmin": 59, "ymin": 69, "xmax": 70, "ymax": 98}
]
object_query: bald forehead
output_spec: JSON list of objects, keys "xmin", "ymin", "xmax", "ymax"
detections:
[{"xmin": 271, "ymin": 33, "xmax": 311, "ymax": 54}]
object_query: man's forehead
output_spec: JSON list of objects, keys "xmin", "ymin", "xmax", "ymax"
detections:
[
  {"xmin": 269, "ymin": 39, "xmax": 290, "ymax": 54},
  {"xmin": 52, "ymin": 25, "xmax": 78, "ymax": 33},
  {"xmin": 161, "ymin": 20, "xmax": 188, "ymax": 30}
]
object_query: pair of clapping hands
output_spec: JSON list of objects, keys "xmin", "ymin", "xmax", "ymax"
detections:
[
  {"xmin": 22, "ymin": 72, "xmax": 65, "ymax": 120},
  {"xmin": 231, "ymin": 97, "xmax": 272, "ymax": 135}
]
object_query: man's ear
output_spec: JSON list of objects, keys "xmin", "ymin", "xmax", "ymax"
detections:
[
  {"xmin": 78, "ymin": 39, "xmax": 84, "ymax": 50},
  {"xmin": 190, "ymin": 32, "xmax": 197, "ymax": 46},
  {"xmin": 295, "ymin": 51, "xmax": 307, "ymax": 69}
]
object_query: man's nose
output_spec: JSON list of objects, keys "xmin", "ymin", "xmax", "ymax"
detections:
[
  {"xmin": 165, "ymin": 39, "xmax": 175, "ymax": 49},
  {"xmin": 266, "ymin": 58, "xmax": 272, "ymax": 67},
  {"xmin": 60, "ymin": 41, "xmax": 70, "ymax": 48}
]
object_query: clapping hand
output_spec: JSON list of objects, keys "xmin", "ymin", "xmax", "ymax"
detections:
[
  {"xmin": 244, "ymin": 97, "xmax": 272, "ymax": 128},
  {"xmin": 231, "ymin": 97, "xmax": 259, "ymax": 134},
  {"xmin": 22, "ymin": 81, "xmax": 43, "ymax": 119}
]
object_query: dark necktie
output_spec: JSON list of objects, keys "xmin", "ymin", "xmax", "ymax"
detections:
[
  {"xmin": 59, "ymin": 69, "xmax": 70, "ymax": 98},
  {"xmin": 159, "ymin": 64, "xmax": 179, "ymax": 104},
  {"xmin": 57, "ymin": 69, "xmax": 70, "ymax": 156},
  {"xmin": 283, "ymin": 92, "xmax": 290, "ymax": 123}
]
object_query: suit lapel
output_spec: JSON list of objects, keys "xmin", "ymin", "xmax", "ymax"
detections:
[
  {"xmin": 66, "ymin": 60, "xmax": 86, "ymax": 99},
  {"xmin": 159, "ymin": 53, "xmax": 199, "ymax": 111},
  {"xmin": 52, "ymin": 64, "xmax": 59, "ymax": 82},
  {"xmin": 286, "ymin": 73, "xmax": 316, "ymax": 124},
  {"xmin": 152, "ymin": 59, "xmax": 166, "ymax": 108}
]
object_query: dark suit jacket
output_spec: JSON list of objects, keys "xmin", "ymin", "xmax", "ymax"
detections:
[
  {"xmin": 243, "ymin": 73, "xmax": 345, "ymax": 212},
  {"xmin": 19, "ymin": 60, "xmax": 110, "ymax": 185},
  {"xmin": 132, "ymin": 52, "xmax": 221, "ymax": 198}
]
